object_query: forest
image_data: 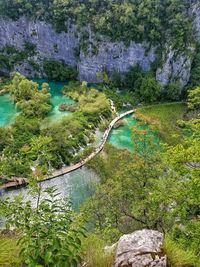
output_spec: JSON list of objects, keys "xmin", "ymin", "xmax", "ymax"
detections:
[
  {"xmin": 0, "ymin": 0, "xmax": 199, "ymax": 267},
  {"xmin": 0, "ymin": 0, "xmax": 194, "ymax": 49}
]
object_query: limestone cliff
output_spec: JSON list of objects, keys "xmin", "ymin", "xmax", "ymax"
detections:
[{"xmin": 0, "ymin": 3, "xmax": 199, "ymax": 86}]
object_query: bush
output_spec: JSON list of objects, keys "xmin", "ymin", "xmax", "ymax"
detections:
[
  {"xmin": 1, "ymin": 186, "xmax": 86, "ymax": 267},
  {"xmin": 0, "ymin": 236, "xmax": 23, "ymax": 267},
  {"xmin": 135, "ymin": 74, "xmax": 161, "ymax": 103},
  {"xmin": 43, "ymin": 60, "xmax": 78, "ymax": 81},
  {"xmin": 82, "ymin": 234, "xmax": 114, "ymax": 267},
  {"xmin": 163, "ymin": 235, "xmax": 200, "ymax": 267}
]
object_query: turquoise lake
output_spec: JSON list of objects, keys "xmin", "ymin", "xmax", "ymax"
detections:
[
  {"xmin": 34, "ymin": 79, "xmax": 75, "ymax": 124},
  {"xmin": 0, "ymin": 80, "xmax": 155, "ymax": 151},
  {"xmin": 0, "ymin": 80, "xmax": 74, "ymax": 127},
  {"xmin": 0, "ymin": 80, "xmax": 156, "ymax": 208},
  {"xmin": 0, "ymin": 94, "xmax": 17, "ymax": 127}
]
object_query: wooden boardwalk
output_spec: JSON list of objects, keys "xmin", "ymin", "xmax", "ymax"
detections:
[
  {"xmin": 49, "ymin": 109, "xmax": 135, "ymax": 179},
  {"xmin": 0, "ymin": 109, "xmax": 135, "ymax": 189}
]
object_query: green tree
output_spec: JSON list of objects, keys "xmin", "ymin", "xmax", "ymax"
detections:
[
  {"xmin": 8, "ymin": 72, "xmax": 37, "ymax": 102},
  {"xmin": 136, "ymin": 74, "xmax": 161, "ymax": 103},
  {"xmin": 83, "ymin": 126, "xmax": 162, "ymax": 239},
  {"xmin": 0, "ymin": 186, "xmax": 86, "ymax": 267},
  {"xmin": 187, "ymin": 86, "xmax": 200, "ymax": 110},
  {"xmin": 43, "ymin": 60, "xmax": 78, "ymax": 81}
]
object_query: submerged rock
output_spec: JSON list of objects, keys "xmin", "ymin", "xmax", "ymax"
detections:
[
  {"xmin": 113, "ymin": 119, "xmax": 125, "ymax": 129},
  {"xmin": 59, "ymin": 103, "xmax": 77, "ymax": 112},
  {"xmin": 113, "ymin": 229, "xmax": 167, "ymax": 267}
]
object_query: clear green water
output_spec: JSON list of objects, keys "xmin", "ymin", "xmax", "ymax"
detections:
[
  {"xmin": 108, "ymin": 114, "xmax": 158, "ymax": 151},
  {"xmin": 2, "ymin": 167, "xmax": 99, "ymax": 211},
  {"xmin": 108, "ymin": 115, "xmax": 137, "ymax": 151},
  {"xmin": 0, "ymin": 80, "xmax": 157, "ymax": 209},
  {"xmin": 0, "ymin": 80, "xmax": 74, "ymax": 127},
  {"xmin": 34, "ymin": 79, "xmax": 75, "ymax": 124},
  {"xmin": 0, "ymin": 94, "xmax": 18, "ymax": 127}
]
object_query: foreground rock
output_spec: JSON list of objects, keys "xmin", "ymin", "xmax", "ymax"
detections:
[{"xmin": 113, "ymin": 229, "xmax": 166, "ymax": 267}]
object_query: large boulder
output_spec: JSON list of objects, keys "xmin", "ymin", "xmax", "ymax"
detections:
[{"xmin": 113, "ymin": 229, "xmax": 167, "ymax": 267}]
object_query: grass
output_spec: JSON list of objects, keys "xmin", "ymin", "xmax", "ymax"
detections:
[
  {"xmin": 135, "ymin": 102, "xmax": 187, "ymax": 144},
  {"xmin": 0, "ymin": 235, "xmax": 23, "ymax": 267},
  {"xmin": 82, "ymin": 234, "xmax": 115, "ymax": 267},
  {"xmin": 163, "ymin": 235, "xmax": 200, "ymax": 267}
]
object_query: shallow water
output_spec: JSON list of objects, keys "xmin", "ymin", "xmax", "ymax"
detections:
[
  {"xmin": 34, "ymin": 79, "xmax": 75, "ymax": 124},
  {"xmin": 0, "ymin": 94, "xmax": 18, "ymax": 127},
  {"xmin": 108, "ymin": 115, "xmax": 138, "ymax": 151},
  {"xmin": 0, "ymin": 80, "xmax": 74, "ymax": 127},
  {"xmin": 2, "ymin": 167, "xmax": 98, "ymax": 211}
]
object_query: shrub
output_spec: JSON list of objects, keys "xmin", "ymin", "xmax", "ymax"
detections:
[
  {"xmin": 1, "ymin": 186, "xmax": 86, "ymax": 267},
  {"xmin": 82, "ymin": 234, "xmax": 114, "ymax": 267},
  {"xmin": 163, "ymin": 235, "xmax": 200, "ymax": 267},
  {"xmin": 43, "ymin": 60, "xmax": 78, "ymax": 81},
  {"xmin": 0, "ymin": 236, "xmax": 23, "ymax": 267}
]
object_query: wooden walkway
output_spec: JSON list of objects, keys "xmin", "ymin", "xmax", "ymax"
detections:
[
  {"xmin": 0, "ymin": 109, "xmax": 135, "ymax": 189},
  {"xmin": 49, "ymin": 109, "xmax": 135, "ymax": 179}
]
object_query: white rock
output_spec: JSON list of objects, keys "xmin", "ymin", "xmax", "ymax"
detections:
[{"xmin": 113, "ymin": 229, "xmax": 167, "ymax": 267}]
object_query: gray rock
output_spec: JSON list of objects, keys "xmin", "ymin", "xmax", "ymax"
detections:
[
  {"xmin": 156, "ymin": 47, "xmax": 193, "ymax": 88},
  {"xmin": 79, "ymin": 42, "xmax": 156, "ymax": 82},
  {"xmin": 0, "ymin": 15, "xmax": 197, "ymax": 87},
  {"xmin": 191, "ymin": 1, "xmax": 200, "ymax": 42},
  {"xmin": 113, "ymin": 229, "xmax": 167, "ymax": 267}
]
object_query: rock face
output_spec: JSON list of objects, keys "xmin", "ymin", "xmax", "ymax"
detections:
[
  {"xmin": 156, "ymin": 47, "xmax": 193, "ymax": 88},
  {"xmin": 0, "ymin": 11, "xmax": 198, "ymax": 86},
  {"xmin": 113, "ymin": 230, "xmax": 167, "ymax": 267},
  {"xmin": 191, "ymin": 1, "xmax": 200, "ymax": 42},
  {"xmin": 78, "ymin": 42, "xmax": 156, "ymax": 82}
]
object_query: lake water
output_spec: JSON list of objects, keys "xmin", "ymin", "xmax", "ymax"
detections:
[
  {"xmin": 0, "ymin": 94, "xmax": 18, "ymax": 127},
  {"xmin": 0, "ymin": 80, "xmax": 74, "ymax": 127},
  {"xmin": 0, "ymin": 80, "xmax": 155, "ymax": 208}
]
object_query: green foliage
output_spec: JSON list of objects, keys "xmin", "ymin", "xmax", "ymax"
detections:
[
  {"xmin": 84, "ymin": 116, "xmax": 200, "ymax": 264},
  {"xmin": 0, "ymin": 74, "xmax": 112, "ymax": 178},
  {"xmin": 1, "ymin": 186, "xmax": 86, "ymax": 267},
  {"xmin": 8, "ymin": 72, "xmax": 52, "ymax": 118},
  {"xmin": 135, "ymin": 74, "xmax": 161, "ymax": 103},
  {"xmin": 190, "ymin": 45, "xmax": 200, "ymax": 87},
  {"xmin": 83, "ymin": 127, "xmax": 162, "ymax": 240},
  {"xmin": 0, "ymin": 236, "xmax": 23, "ymax": 267},
  {"xmin": 72, "ymin": 146, "xmax": 94, "ymax": 164},
  {"xmin": 42, "ymin": 113, "xmax": 93, "ymax": 166},
  {"xmin": 162, "ymin": 82, "xmax": 182, "ymax": 101},
  {"xmin": 108, "ymin": 67, "xmax": 162, "ymax": 104},
  {"xmin": 0, "ymin": 43, "xmax": 36, "ymax": 72},
  {"xmin": 172, "ymin": 220, "xmax": 200, "ymax": 257},
  {"xmin": 43, "ymin": 60, "xmax": 78, "ymax": 81},
  {"xmin": 82, "ymin": 234, "xmax": 114, "ymax": 267},
  {"xmin": 135, "ymin": 103, "xmax": 186, "ymax": 144},
  {"xmin": 0, "ymin": 1, "xmax": 194, "ymax": 49},
  {"xmin": 63, "ymin": 81, "xmax": 111, "ymax": 125},
  {"xmin": 187, "ymin": 86, "xmax": 200, "ymax": 110},
  {"xmin": 163, "ymin": 235, "xmax": 200, "ymax": 267}
]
